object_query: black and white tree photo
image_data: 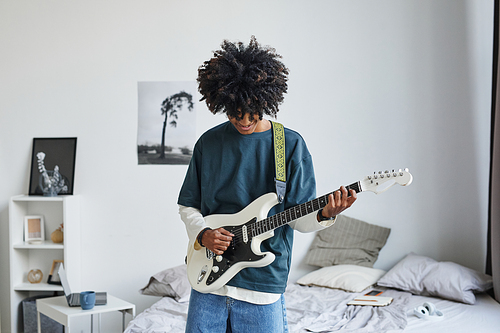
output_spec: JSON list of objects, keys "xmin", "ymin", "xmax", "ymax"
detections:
[{"xmin": 137, "ymin": 81, "xmax": 197, "ymax": 165}]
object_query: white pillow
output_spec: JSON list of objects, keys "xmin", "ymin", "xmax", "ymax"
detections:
[
  {"xmin": 296, "ymin": 264, "xmax": 386, "ymax": 292},
  {"xmin": 140, "ymin": 264, "xmax": 191, "ymax": 302},
  {"xmin": 377, "ymin": 253, "xmax": 493, "ymax": 304}
]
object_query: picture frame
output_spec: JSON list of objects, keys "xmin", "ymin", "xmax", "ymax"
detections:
[
  {"xmin": 28, "ymin": 137, "xmax": 77, "ymax": 196},
  {"xmin": 47, "ymin": 259, "xmax": 63, "ymax": 285},
  {"xmin": 24, "ymin": 215, "xmax": 45, "ymax": 244}
]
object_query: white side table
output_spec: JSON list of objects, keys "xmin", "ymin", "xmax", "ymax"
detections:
[{"xmin": 36, "ymin": 295, "xmax": 135, "ymax": 333}]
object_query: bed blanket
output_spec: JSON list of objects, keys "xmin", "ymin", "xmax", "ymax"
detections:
[
  {"xmin": 286, "ymin": 284, "xmax": 411, "ymax": 332},
  {"xmin": 125, "ymin": 297, "xmax": 188, "ymax": 333},
  {"xmin": 125, "ymin": 285, "xmax": 411, "ymax": 333}
]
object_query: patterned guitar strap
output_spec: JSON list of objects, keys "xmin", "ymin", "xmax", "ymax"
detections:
[{"xmin": 271, "ymin": 121, "xmax": 286, "ymax": 203}]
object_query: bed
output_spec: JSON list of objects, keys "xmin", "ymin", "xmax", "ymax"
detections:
[{"xmin": 125, "ymin": 215, "xmax": 500, "ymax": 332}]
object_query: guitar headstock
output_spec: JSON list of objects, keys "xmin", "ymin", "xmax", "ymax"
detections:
[{"xmin": 360, "ymin": 168, "xmax": 413, "ymax": 194}]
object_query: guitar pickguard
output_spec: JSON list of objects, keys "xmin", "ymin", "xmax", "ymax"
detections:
[
  {"xmin": 204, "ymin": 219, "xmax": 265, "ymax": 286},
  {"xmin": 187, "ymin": 192, "xmax": 279, "ymax": 293}
]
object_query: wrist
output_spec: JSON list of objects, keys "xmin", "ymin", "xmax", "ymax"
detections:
[
  {"xmin": 197, "ymin": 227, "xmax": 211, "ymax": 247},
  {"xmin": 317, "ymin": 208, "xmax": 335, "ymax": 222}
]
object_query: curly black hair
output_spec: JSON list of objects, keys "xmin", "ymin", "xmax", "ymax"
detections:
[{"xmin": 197, "ymin": 36, "xmax": 289, "ymax": 120}]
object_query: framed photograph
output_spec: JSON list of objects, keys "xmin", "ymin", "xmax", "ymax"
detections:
[
  {"xmin": 24, "ymin": 215, "xmax": 45, "ymax": 244},
  {"xmin": 28, "ymin": 137, "xmax": 77, "ymax": 196},
  {"xmin": 47, "ymin": 260, "xmax": 63, "ymax": 285},
  {"xmin": 137, "ymin": 81, "xmax": 197, "ymax": 165}
]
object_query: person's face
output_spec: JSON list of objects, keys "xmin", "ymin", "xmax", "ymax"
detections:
[{"xmin": 228, "ymin": 112, "xmax": 267, "ymax": 135}]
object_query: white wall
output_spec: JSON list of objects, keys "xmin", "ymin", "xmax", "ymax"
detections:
[{"xmin": 0, "ymin": 0, "xmax": 493, "ymax": 332}]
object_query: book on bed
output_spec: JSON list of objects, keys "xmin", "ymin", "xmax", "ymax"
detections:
[{"xmin": 347, "ymin": 296, "xmax": 393, "ymax": 306}]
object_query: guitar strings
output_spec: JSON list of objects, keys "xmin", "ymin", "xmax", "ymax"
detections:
[
  {"xmin": 226, "ymin": 182, "xmax": 361, "ymax": 246},
  {"xmin": 228, "ymin": 193, "xmax": 332, "ymax": 246}
]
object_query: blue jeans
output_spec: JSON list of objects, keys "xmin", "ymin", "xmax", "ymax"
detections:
[{"xmin": 185, "ymin": 289, "xmax": 288, "ymax": 333}]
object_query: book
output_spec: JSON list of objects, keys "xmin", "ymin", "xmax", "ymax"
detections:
[{"xmin": 347, "ymin": 296, "xmax": 393, "ymax": 306}]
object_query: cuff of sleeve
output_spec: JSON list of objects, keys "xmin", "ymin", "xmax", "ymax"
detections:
[{"xmin": 318, "ymin": 214, "xmax": 337, "ymax": 227}]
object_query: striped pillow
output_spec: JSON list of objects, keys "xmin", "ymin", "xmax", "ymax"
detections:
[{"xmin": 304, "ymin": 215, "xmax": 391, "ymax": 268}]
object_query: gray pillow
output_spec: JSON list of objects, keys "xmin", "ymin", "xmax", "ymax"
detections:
[
  {"xmin": 377, "ymin": 253, "xmax": 493, "ymax": 304},
  {"xmin": 304, "ymin": 215, "xmax": 391, "ymax": 268},
  {"xmin": 140, "ymin": 264, "xmax": 191, "ymax": 302}
]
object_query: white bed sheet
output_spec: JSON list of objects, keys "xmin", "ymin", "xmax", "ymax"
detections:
[
  {"xmin": 387, "ymin": 292, "xmax": 500, "ymax": 333},
  {"xmin": 125, "ymin": 297, "xmax": 188, "ymax": 333},
  {"xmin": 125, "ymin": 287, "xmax": 500, "ymax": 333},
  {"xmin": 285, "ymin": 284, "xmax": 410, "ymax": 332}
]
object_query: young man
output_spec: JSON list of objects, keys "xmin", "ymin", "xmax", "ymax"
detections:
[{"xmin": 178, "ymin": 36, "xmax": 357, "ymax": 333}]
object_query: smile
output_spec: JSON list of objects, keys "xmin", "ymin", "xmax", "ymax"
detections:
[{"xmin": 238, "ymin": 123, "xmax": 254, "ymax": 130}]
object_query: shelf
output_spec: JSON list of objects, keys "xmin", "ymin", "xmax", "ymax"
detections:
[
  {"xmin": 11, "ymin": 194, "xmax": 67, "ymax": 202},
  {"xmin": 14, "ymin": 282, "xmax": 63, "ymax": 292},
  {"xmin": 9, "ymin": 194, "xmax": 81, "ymax": 332},
  {"xmin": 13, "ymin": 240, "xmax": 64, "ymax": 249}
]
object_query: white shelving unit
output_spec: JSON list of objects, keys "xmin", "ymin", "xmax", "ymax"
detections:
[{"xmin": 8, "ymin": 195, "xmax": 81, "ymax": 333}]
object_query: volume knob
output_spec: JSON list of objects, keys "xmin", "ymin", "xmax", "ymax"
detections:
[{"xmin": 212, "ymin": 266, "xmax": 219, "ymax": 273}]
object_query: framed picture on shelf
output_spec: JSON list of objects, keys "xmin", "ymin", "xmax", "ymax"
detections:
[
  {"xmin": 28, "ymin": 137, "xmax": 77, "ymax": 196},
  {"xmin": 47, "ymin": 260, "xmax": 63, "ymax": 285},
  {"xmin": 24, "ymin": 215, "xmax": 45, "ymax": 244}
]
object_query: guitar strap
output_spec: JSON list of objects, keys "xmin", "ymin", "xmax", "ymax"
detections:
[{"xmin": 271, "ymin": 121, "xmax": 286, "ymax": 203}]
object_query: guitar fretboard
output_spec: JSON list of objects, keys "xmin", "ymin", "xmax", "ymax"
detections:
[{"xmin": 248, "ymin": 181, "xmax": 361, "ymax": 237}]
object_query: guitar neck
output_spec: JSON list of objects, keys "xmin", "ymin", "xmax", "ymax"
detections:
[{"xmin": 252, "ymin": 181, "xmax": 361, "ymax": 236}]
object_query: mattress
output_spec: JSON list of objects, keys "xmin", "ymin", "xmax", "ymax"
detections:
[
  {"xmin": 125, "ymin": 285, "xmax": 500, "ymax": 333},
  {"xmin": 387, "ymin": 292, "xmax": 500, "ymax": 333}
]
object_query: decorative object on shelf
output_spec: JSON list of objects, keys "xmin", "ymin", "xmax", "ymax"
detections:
[
  {"xmin": 28, "ymin": 137, "xmax": 77, "ymax": 196},
  {"xmin": 47, "ymin": 260, "xmax": 63, "ymax": 285},
  {"xmin": 24, "ymin": 215, "xmax": 45, "ymax": 244},
  {"xmin": 28, "ymin": 269, "xmax": 43, "ymax": 284},
  {"xmin": 51, "ymin": 224, "xmax": 64, "ymax": 244}
]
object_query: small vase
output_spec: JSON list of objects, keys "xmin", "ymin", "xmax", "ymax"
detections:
[{"xmin": 51, "ymin": 229, "xmax": 64, "ymax": 243}]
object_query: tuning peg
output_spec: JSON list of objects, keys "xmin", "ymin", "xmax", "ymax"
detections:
[{"xmin": 405, "ymin": 168, "xmax": 409, "ymax": 172}]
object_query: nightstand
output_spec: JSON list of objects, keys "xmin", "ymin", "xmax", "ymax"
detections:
[{"xmin": 36, "ymin": 295, "xmax": 135, "ymax": 333}]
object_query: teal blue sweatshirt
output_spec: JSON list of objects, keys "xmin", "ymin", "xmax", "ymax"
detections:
[{"xmin": 178, "ymin": 121, "xmax": 316, "ymax": 294}]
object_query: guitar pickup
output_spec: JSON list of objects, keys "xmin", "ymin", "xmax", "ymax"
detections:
[
  {"xmin": 206, "ymin": 248, "xmax": 215, "ymax": 260},
  {"xmin": 242, "ymin": 225, "xmax": 248, "ymax": 243}
]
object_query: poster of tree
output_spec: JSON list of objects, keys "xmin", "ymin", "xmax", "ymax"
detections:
[{"xmin": 137, "ymin": 81, "xmax": 197, "ymax": 165}]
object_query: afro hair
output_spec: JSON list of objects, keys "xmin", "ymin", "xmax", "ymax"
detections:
[{"xmin": 197, "ymin": 36, "xmax": 289, "ymax": 120}]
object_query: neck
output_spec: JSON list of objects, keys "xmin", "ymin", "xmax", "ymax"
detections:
[
  {"xmin": 250, "ymin": 181, "xmax": 362, "ymax": 236},
  {"xmin": 255, "ymin": 119, "xmax": 271, "ymax": 132}
]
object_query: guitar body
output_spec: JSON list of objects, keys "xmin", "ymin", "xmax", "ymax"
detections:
[{"xmin": 186, "ymin": 193, "xmax": 280, "ymax": 293}]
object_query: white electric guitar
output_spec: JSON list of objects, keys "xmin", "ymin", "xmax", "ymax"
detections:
[{"xmin": 186, "ymin": 168, "xmax": 413, "ymax": 293}]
